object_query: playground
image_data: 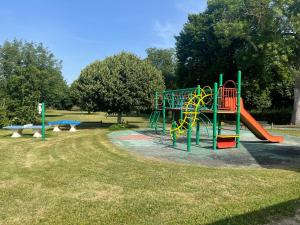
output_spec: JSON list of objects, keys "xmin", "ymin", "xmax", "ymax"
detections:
[
  {"xmin": 105, "ymin": 71, "xmax": 300, "ymax": 169},
  {"xmin": 108, "ymin": 128, "xmax": 300, "ymax": 169},
  {"xmin": 0, "ymin": 111, "xmax": 299, "ymax": 225}
]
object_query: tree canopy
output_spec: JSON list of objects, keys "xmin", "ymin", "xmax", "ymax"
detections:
[
  {"xmin": 0, "ymin": 40, "xmax": 68, "ymax": 125},
  {"xmin": 71, "ymin": 52, "xmax": 165, "ymax": 122},
  {"xmin": 176, "ymin": 0, "xmax": 300, "ymax": 110},
  {"xmin": 145, "ymin": 48, "xmax": 177, "ymax": 89}
]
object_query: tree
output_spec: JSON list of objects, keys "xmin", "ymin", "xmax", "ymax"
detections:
[
  {"xmin": 145, "ymin": 48, "xmax": 177, "ymax": 89},
  {"xmin": 72, "ymin": 52, "xmax": 165, "ymax": 123},
  {"xmin": 0, "ymin": 40, "xmax": 68, "ymax": 124},
  {"xmin": 176, "ymin": 0, "xmax": 300, "ymax": 110}
]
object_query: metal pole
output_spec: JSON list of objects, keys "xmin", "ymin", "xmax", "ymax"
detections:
[
  {"xmin": 213, "ymin": 83, "xmax": 218, "ymax": 150},
  {"xmin": 162, "ymin": 91, "xmax": 166, "ymax": 135},
  {"xmin": 155, "ymin": 91, "xmax": 158, "ymax": 111},
  {"xmin": 236, "ymin": 71, "xmax": 242, "ymax": 148},
  {"xmin": 218, "ymin": 73, "xmax": 223, "ymax": 135},
  {"xmin": 42, "ymin": 102, "xmax": 45, "ymax": 141},
  {"xmin": 196, "ymin": 85, "xmax": 201, "ymax": 145},
  {"xmin": 172, "ymin": 120, "xmax": 177, "ymax": 147},
  {"xmin": 187, "ymin": 119, "xmax": 192, "ymax": 152}
]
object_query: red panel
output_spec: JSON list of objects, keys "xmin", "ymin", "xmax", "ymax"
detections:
[{"xmin": 217, "ymin": 137, "xmax": 236, "ymax": 149}]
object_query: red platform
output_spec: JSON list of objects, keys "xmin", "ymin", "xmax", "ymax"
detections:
[{"xmin": 217, "ymin": 136, "xmax": 237, "ymax": 149}]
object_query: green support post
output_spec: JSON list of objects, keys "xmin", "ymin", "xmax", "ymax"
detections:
[
  {"xmin": 196, "ymin": 85, "xmax": 201, "ymax": 145},
  {"xmin": 187, "ymin": 119, "xmax": 192, "ymax": 152},
  {"xmin": 218, "ymin": 74, "xmax": 223, "ymax": 135},
  {"xmin": 162, "ymin": 91, "xmax": 166, "ymax": 135},
  {"xmin": 171, "ymin": 92, "xmax": 175, "ymax": 109},
  {"xmin": 213, "ymin": 83, "xmax": 218, "ymax": 150},
  {"xmin": 42, "ymin": 102, "xmax": 45, "ymax": 141},
  {"xmin": 172, "ymin": 120, "xmax": 177, "ymax": 147},
  {"xmin": 236, "ymin": 70, "xmax": 242, "ymax": 148},
  {"xmin": 155, "ymin": 91, "xmax": 158, "ymax": 111}
]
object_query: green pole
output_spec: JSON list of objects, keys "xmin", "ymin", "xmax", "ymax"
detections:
[
  {"xmin": 155, "ymin": 91, "xmax": 158, "ymax": 111},
  {"xmin": 236, "ymin": 70, "xmax": 242, "ymax": 148},
  {"xmin": 172, "ymin": 120, "xmax": 177, "ymax": 147},
  {"xmin": 218, "ymin": 74, "xmax": 223, "ymax": 135},
  {"xmin": 213, "ymin": 83, "xmax": 218, "ymax": 150},
  {"xmin": 162, "ymin": 91, "xmax": 166, "ymax": 135},
  {"xmin": 171, "ymin": 91, "xmax": 175, "ymax": 122},
  {"xmin": 42, "ymin": 102, "xmax": 45, "ymax": 141},
  {"xmin": 196, "ymin": 85, "xmax": 201, "ymax": 145},
  {"xmin": 219, "ymin": 73, "xmax": 223, "ymax": 87},
  {"xmin": 171, "ymin": 92, "xmax": 175, "ymax": 109},
  {"xmin": 187, "ymin": 119, "xmax": 192, "ymax": 152}
]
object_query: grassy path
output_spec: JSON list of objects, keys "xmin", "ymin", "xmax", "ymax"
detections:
[{"xmin": 0, "ymin": 112, "xmax": 299, "ymax": 224}]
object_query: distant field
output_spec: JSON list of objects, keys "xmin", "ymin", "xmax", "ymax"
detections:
[
  {"xmin": 271, "ymin": 129, "xmax": 300, "ymax": 137},
  {"xmin": 0, "ymin": 110, "xmax": 299, "ymax": 225}
]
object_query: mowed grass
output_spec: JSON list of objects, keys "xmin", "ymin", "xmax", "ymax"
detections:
[
  {"xmin": 271, "ymin": 129, "xmax": 300, "ymax": 137},
  {"xmin": 0, "ymin": 111, "xmax": 299, "ymax": 225}
]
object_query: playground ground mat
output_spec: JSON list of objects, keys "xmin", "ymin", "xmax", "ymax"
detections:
[{"xmin": 108, "ymin": 128, "xmax": 300, "ymax": 169}]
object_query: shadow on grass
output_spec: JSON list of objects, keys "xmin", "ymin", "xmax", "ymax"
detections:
[
  {"xmin": 46, "ymin": 114, "xmax": 63, "ymax": 118},
  {"xmin": 206, "ymin": 198, "xmax": 300, "ymax": 225},
  {"xmin": 78, "ymin": 122, "xmax": 140, "ymax": 130}
]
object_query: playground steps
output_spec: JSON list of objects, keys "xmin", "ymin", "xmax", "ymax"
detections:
[{"xmin": 217, "ymin": 135, "xmax": 239, "ymax": 149}]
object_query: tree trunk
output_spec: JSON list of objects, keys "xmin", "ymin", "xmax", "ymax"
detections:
[
  {"xmin": 117, "ymin": 112, "xmax": 122, "ymax": 124},
  {"xmin": 292, "ymin": 76, "xmax": 300, "ymax": 125}
]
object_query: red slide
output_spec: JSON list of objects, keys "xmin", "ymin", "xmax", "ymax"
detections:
[{"xmin": 240, "ymin": 99, "xmax": 284, "ymax": 143}]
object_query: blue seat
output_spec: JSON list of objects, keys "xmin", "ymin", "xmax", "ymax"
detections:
[{"xmin": 48, "ymin": 120, "xmax": 81, "ymax": 126}]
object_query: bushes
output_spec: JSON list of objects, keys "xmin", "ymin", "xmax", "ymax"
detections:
[
  {"xmin": 109, "ymin": 123, "xmax": 129, "ymax": 131},
  {"xmin": 250, "ymin": 109, "xmax": 292, "ymax": 125}
]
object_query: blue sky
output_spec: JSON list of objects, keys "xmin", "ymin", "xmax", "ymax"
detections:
[{"xmin": 0, "ymin": 0, "xmax": 207, "ymax": 84}]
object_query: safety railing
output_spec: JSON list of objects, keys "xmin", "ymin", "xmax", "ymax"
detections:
[{"xmin": 218, "ymin": 80, "xmax": 237, "ymax": 111}]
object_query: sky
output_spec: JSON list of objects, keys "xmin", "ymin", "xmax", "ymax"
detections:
[{"xmin": 0, "ymin": 0, "xmax": 207, "ymax": 84}]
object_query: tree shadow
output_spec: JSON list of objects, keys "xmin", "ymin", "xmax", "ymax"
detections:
[
  {"xmin": 77, "ymin": 122, "xmax": 139, "ymax": 130},
  {"xmin": 205, "ymin": 198, "xmax": 300, "ymax": 225},
  {"xmin": 46, "ymin": 114, "xmax": 63, "ymax": 118},
  {"xmin": 242, "ymin": 141, "xmax": 300, "ymax": 172},
  {"xmin": 133, "ymin": 129, "xmax": 300, "ymax": 172}
]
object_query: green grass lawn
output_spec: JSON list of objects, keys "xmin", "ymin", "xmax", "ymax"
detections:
[
  {"xmin": 271, "ymin": 128, "xmax": 300, "ymax": 137},
  {"xmin": 0, "ymin": 111, "xmax": 299, "ymax": 225}
]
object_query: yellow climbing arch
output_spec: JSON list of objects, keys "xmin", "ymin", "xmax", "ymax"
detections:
[{"xmin": 170, "ymin": 87, "xmax": 213, "ymax": 137}]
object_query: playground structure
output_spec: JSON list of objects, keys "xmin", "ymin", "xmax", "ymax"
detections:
[{"xmin": 149, "ymin": 71, "xmax": 284, "ymax": 151}]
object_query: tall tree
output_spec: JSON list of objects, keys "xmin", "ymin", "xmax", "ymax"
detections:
[
  {"xmin": 146, "ymin": 48, "xmax": 177, "ymax": 89},
  {"xmin": 71, "ymin": 52, "xmax": 165, "ymax": 123},
  {"xmin": 176, "ymin": 0, "xmax": 300, "ymax": 110},
  {"xmin": 0, "ymin": 40, "xmax": 68, "ymax": 124},
  {"xmin": 292, "ymin": 77, "xmax": 300, "ymax": 125}
]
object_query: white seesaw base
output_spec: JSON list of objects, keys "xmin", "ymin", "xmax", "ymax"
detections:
[{"xmin": 11, "ymin": 130, "xmax": 23, "ymax": 138}]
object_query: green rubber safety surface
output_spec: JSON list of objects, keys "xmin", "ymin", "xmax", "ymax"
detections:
[{"xmin": 108, "ymin": 129, "xmax": 300, "ymax": 169}]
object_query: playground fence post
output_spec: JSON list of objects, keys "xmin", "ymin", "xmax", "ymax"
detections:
[
  {"xmin": 236, "ymin": 70, "xmax": 241, "ymax": 148},
  {"xmin": 213, "ymin": 83, "xmax": 218, "ymax": 150}
]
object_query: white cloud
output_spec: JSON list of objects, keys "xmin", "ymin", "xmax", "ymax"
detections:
[
  {"xmin": 175, "ymin": 0, "xmax": 207, "ymax": 14},
  {"xmin": 152, "ymin": 20, "xmax": 180, "ymax": 48}
]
